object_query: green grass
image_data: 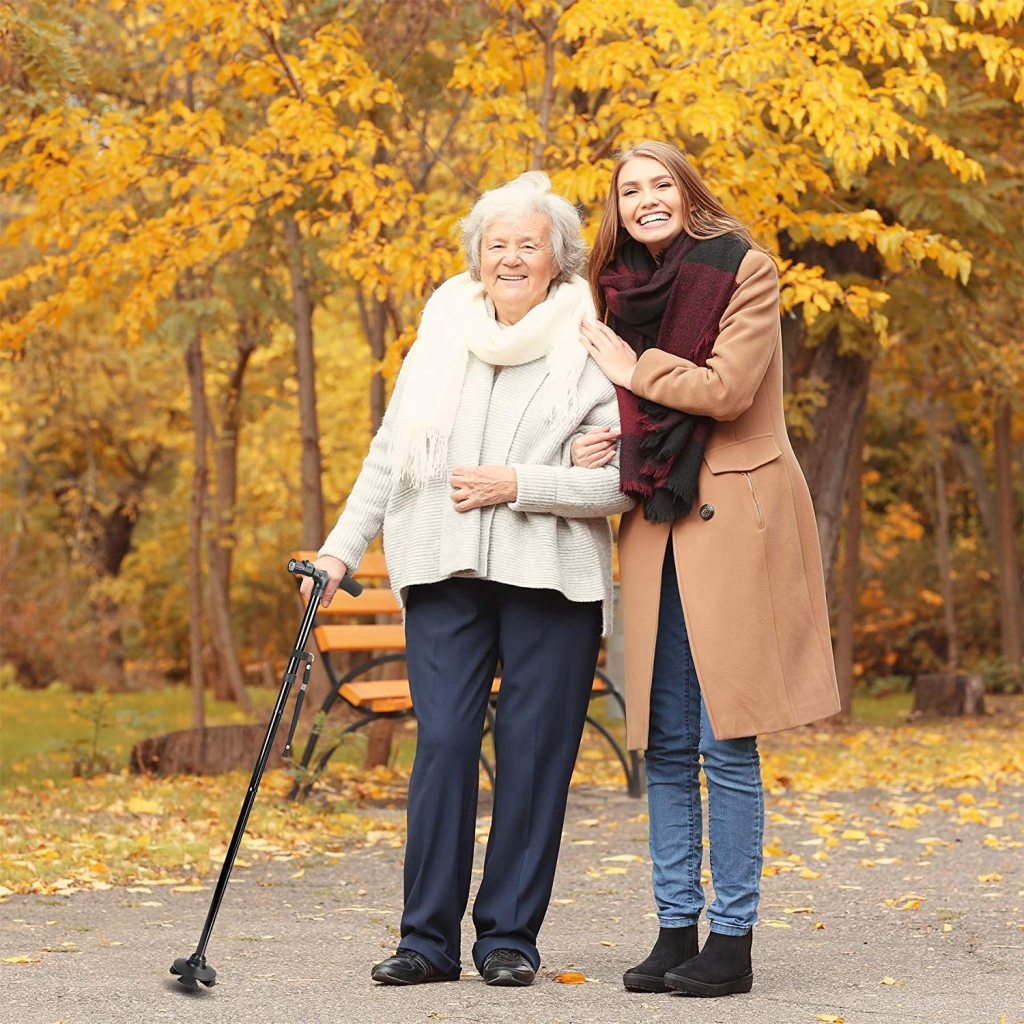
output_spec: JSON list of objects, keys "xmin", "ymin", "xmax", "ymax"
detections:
[
  {"xmin": 850, "ymin": 690, "xmax": 914, "ymax": 727},
  {"xmin": 0, "ymin": 678, "xmax": 915, "ymax": 788},
  {"xmin": 0, "ymin": 681, "xmax": 278, "ymax": 784}
]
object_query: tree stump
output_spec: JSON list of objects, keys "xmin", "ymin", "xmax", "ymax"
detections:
[
  {"xmin": 130, "ymin": 724, "xmax": 287, "ymax": 776},
  {"xmin": 911, "ymin": 673, "xmax": 987, "ymax": 717}
]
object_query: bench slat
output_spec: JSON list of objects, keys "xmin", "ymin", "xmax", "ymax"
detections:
[
  {"xmin": 314, "ymin": 624, "xmax": 407, "ymax": 652},
  {"xmin": 338, "ymin": 675, "xmax": 609, "ymax": 714}
]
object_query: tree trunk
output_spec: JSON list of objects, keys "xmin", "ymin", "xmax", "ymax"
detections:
[
  {"xmin": 209, "ymin": 323, "xmax": 256, "ymax": 596},
  {"xmin": 185, "ymin": 334, "xmax": 207, "ymax": 730},
  {"xmin": 911, "ymin": 672, "xmax": 986, "ymax": 717},
  {"xmin": 780, "ymin": 234, "xmax": 880, "ymax": 603},
  {"xmin": 202, "ymin": 323, "xmax": 256, "ymax": 713},
  {"xmin": 926, "ymin": 402, "xmax": 959, "ymax": 678},
  {"xmin": 530, "ymin": 16, "xmax": 556, "ymax": 170},
  {"xmin": 130, "ymin": 723, "xmax": 287, "ymax": 776},
  {"xmin": 204, "ymin": 546, "xmax": 254, "ymax": 714},
  {"xmin": 949, "ymin": 419, "xmax": 998, "ymax": 549},
  {"xmin": 283, "ymin": 215, "xmax": 324, "ymax": 548},
  {"xmin": 994, "ymin": 400, "xmax": 1022, "ymax": 666},
  {"xmin": 834, "ymin": 412, "xmax": 866, "ymax": 721},
  {"xmin": 784, "ymin": 320, "xmax": 872, "ymax": 605}
]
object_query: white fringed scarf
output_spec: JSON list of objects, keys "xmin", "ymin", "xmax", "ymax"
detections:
[{"xmin": 389, "ymin": 272, "xmax": 595, "ymax": 488}]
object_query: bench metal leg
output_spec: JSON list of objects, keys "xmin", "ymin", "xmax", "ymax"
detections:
[{"xmin": 289, "ymin": 652, "xmax": 408, "ymax": 796}]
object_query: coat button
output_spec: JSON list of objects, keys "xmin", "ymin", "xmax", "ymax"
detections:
[{"xmin": 698, "ymin": 503, "xmax": 715, "ymax": 521}]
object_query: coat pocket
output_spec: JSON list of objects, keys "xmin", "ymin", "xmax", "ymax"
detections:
[
  {"xmin": 704, "ymin": 434, "xmax": 782, "ymax": 532},
  {"xmin": 703, "ymin": 434, "xmax": 783, "ymax": 474}
]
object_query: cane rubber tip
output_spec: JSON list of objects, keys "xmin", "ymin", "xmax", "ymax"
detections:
[{"xmin": 171, "ymin": 955, "xmax": 217, "ymax": 988}]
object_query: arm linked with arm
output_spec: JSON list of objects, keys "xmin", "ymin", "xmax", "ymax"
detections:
[
  {"xmin": 509, "ymin": 389, "xmax": 635, "ymax": 519},
  {"xmin": 629, "ymin": 250, "xmax": 780, "ymax": 422}
]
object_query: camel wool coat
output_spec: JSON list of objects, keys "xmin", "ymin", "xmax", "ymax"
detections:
[{"xmin": 618, "ymin": 248, "xmax": 840, "ymax": 748}]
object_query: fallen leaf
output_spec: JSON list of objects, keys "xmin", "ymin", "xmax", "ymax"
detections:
[
  {"xmin": 553, "ymin": 971, "xmax": 586, "ymax": 984},
  {"xmin": 2, "ymin": 955, "xmax": 42, "ymax": 965},
  {"xmin": 880, "ymin": 976, "xmax": 897, "ymax": 985},
  {"xmin": 816, "ymin": 1015, "xmax": 844, "ymax": 1023},
  {"xmin": 126, "ymin": 797, "xmax": 163, "ymax": 815}
]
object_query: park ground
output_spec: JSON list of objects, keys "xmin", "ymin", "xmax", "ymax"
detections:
[{"xmin": 0, "ymin": 688, "xmax": 1022, "ymax": 1024}]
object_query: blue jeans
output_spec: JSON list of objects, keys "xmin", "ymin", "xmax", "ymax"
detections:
[{"xmin": 645, "ymin": 541, "xmax": 765, "ymax": 935}]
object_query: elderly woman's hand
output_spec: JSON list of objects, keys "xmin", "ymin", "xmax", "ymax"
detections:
[
  {"xmin": 450, "ymin": 465, "xmax": 518, "ymax": 512},
  {"xmin": 571, "ymin": 426, "xmax": 620, "ymax": 469},
  {"xmin": 580, "ymin": 320, "xmax": 638, "ymax": 389},
  {"xmin": 299, "ymin": 555, "xmax": 349, "ymax": 608}
]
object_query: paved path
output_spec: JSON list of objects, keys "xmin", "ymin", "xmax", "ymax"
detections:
[{"xmin": 2, "ymin": 784, "xmax": 1021, "ymax": 1024}]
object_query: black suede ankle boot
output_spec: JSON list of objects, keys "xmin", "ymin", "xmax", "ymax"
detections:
[
  {"xmin": 664, "ymin": 929, "xmax": 753, "ymax": 996},
  {"xmin": 622, "ymin": 925, "xmax": 699, "ymax": 993}
]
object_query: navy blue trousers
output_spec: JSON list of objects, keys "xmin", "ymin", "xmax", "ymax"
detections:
[{"xmin": 398, "ymin": 577, "xmax": 602, "ymax": 975}]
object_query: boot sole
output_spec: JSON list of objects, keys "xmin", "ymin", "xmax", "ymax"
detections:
[
  {"xmin": 665, "ymin": 971, "xmax": 753, "ymax": 997},
  {"xmin": 622, "ymin": 971, "xmax": 670, "ymax": 993}
]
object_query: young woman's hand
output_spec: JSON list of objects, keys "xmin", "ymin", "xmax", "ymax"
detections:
[
  {"xmin": 300, "ymin": 554, "xmax": 349, "ymax": 608},
  {"xmin": 571, "ymin": 426, "xmax": 620, "ymax": 468},
  {"xmin": 450, "ymin": 465, "xmax": 518, "ymax": 511},
  {"xmin": 580, "ymin": 320, "xmax": 638, "ymax": 389}
]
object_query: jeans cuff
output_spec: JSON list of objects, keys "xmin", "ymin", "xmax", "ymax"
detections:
[
  {"xmin": 659, "ymin": 916, "xmax": 699, "ymax": 928},
  {"xmin": 708, "ymin": 922, "xmax": 754, "ymax": 937}
]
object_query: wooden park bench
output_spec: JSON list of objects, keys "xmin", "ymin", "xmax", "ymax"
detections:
[{"xmin": 286, "ymin": 550, "xmax": 641, "ymax": 799}]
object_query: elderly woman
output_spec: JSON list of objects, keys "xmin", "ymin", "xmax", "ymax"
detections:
[{"xmin": 301, "ymin": 172, "xmax": 632, "ymax": 988}]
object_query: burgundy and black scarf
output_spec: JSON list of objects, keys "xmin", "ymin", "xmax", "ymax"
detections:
[{"xmin": 600, "ymin": 231, "xmax": 750, "ymax": 523}]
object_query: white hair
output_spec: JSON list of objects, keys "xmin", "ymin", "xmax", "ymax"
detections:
[{"xmin": 460, "ymin": 171, "xmax": 585, "ymax": 283}]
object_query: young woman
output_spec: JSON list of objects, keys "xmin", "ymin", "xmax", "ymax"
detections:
[{"xmin": 575, "ymin": 141, "xmax": 840, "ymax": 997}]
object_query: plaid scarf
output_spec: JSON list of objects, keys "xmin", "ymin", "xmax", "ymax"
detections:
[{"xmin": 600, "ymin": 231, "xmax": 750, "ymax": 523}]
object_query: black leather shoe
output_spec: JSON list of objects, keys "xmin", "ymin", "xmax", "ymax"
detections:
[
  {"xmin": 370, "ymin": 948, "xmax": 459, "ymax": 985},
  {"xmin": 664, "ymin": 929, "xmax": 753, "ymax": 997},
  {"xmin": 623, "ymin": 925, "xmax": 699, "ymax": 993},
  {"xmin": 480, "ymin": 948, "xmax": 536, "ymax": 987}
]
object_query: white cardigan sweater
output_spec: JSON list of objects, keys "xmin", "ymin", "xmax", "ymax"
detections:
[{"xmin": 319, "ymin": 350, "xmax": 634, "ymax": 635}]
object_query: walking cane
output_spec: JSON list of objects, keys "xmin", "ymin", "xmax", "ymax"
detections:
[{"xmin": 170, "ymin": 558, "xmax": 362, "ymax": 989}]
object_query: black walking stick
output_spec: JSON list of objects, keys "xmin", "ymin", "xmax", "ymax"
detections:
[{"xmin": 170, "ymin": 559, "xmax": 362, "ymax": 989}]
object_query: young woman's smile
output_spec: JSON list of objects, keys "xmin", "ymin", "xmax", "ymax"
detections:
[{"xmin": 616, "ymin": 156, "xmax": 685, "ymax": 257}]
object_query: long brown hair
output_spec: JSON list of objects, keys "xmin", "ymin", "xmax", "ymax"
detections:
[{"xmin": 588, "ymin": 140, "xmax": 770, "ymax": 318}]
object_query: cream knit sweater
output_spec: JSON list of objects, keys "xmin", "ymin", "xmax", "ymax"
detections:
[{"xmin": 319, "ymin": 350, "xmax": 633, "ymax": 635}]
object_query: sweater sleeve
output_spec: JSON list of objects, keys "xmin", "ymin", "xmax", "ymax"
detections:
[
  {"xmin": 317, "ymin": 359, "xmax": 411, "ymax": 571},
  {"xmin": 629, "ymin": 250, "xmax": 779, "ymax": 422},
  {"xmin": 508, "ymin": 383, "xmax": 635, "ymax": 519}
]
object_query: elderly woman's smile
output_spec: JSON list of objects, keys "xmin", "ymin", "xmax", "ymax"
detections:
[{"xmin": 481, "ymin": 213, "xmax": 556, "ymax": 325}]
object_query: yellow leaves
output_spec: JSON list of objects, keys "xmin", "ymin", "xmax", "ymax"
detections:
[
  {"xmin": 884, "ymin": 895, "xmax": 923, "ymax": 910},
  {"xmin": 816, "ymin": 1013, "xmax": 844, "ymax": 1022},
  {"xmin": 880, "ymin": 976, "xmax": 897, "ymax": 985},
  {"xmin": 2, "ymin": 955, "xmax": 42, "ymax": 965},
  {"xmin": 977, "ymin": 872, "xmax": 1003, "ymax": 883},
  {"xmin": 126, "ymin": 796, "xmax": 163, "ymax": 815}
]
